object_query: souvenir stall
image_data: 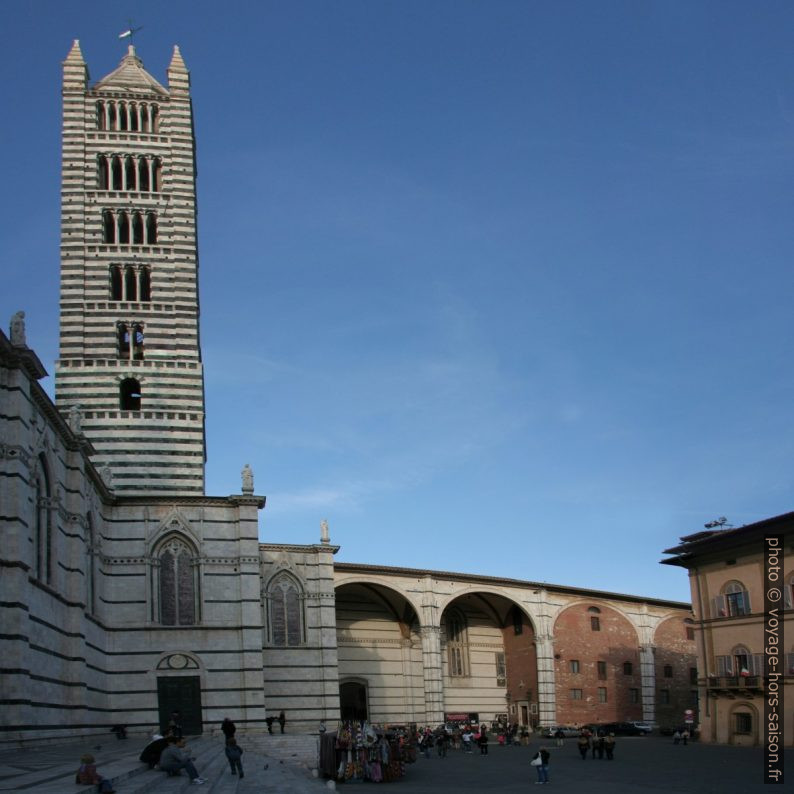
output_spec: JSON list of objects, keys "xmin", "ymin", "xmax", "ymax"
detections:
[{"xmin": 319, "ymin": 721, "xmax": 413, "ymax": 784}]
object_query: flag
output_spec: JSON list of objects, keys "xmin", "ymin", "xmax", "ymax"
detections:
[{"xmin": 119, "ymin": 30, "xmax": 133, "ymax": 39}]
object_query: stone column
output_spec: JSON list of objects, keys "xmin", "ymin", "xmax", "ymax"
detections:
[
  {"xmin": 534, "ymin": 634, "xmax": 557, "ymax": 727},
  {"xmin": 420, "ymin": 625, "xmax": 444, "ymax": 726},
  {"xmin": 639, "ymin": 644, "xmax": 656, "ymax": 724}
]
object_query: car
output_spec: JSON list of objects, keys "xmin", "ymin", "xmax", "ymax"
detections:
[
  {"xmin": 590, "ymin": 722, "xmax": 650, "ymax": 736},
  {"xmin": 628, "ymin": 721, "xmax": 653, "ymax": 735},
  {"xmin": 544, "ymin": 725, "xmax": 581, "ymax": 738}
]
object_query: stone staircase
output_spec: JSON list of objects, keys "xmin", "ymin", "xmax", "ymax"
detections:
[{"xmin": 0, "ymin": 734, "xmax": 326, "ymax": 794}]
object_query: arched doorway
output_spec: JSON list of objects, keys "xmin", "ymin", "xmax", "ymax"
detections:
[{"xmin": 340, "ymin": 680, "xmax": 368, "ymax": 721}]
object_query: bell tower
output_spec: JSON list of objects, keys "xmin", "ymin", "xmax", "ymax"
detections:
[{"xmin": 55, "ymin": 41, "xmax": 206, "ymax": 495}]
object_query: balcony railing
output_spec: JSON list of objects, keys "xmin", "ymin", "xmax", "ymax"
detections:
[{"xmin": 703, "ymin": 676, "xmax": 764, "ymax": 695}]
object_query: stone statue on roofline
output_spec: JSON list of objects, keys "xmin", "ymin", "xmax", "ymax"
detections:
[
  {"xmin": 10, "ymin": 311, "xmax": 26, "ymax": 346},
  {"xmin": 320, "ymin": 518, "xmax": 330, "ymax": 544},
  {"xmin": 68, "ymin": 404, "xmax": 83, "ymax": 435},
  {"xmin": 241, "ymin": 463, "xmax": 254, "ymax": 494}
]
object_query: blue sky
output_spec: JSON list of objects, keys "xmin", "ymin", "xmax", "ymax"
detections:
[{"xmin": 2, "ymin": 1, "xmax": 793, "ymax": 602}]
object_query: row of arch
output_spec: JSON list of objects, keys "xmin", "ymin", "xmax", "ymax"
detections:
[
  {"xmin": 110, "ymin": 264, "xmax": 151, "ymax": 302},
  {"xmin": 102, "ymin": 209, "xmax": 157, "ymax": 245},
  {"xmin": 96, "ymin": 99, "xmax": 159, "ymax": 133},
  {"xmin": 98, "ymin": 154, "xmax": 162, "ymax": 192}
]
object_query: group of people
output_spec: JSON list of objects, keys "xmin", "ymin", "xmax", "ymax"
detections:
[
  {"xmin": 139, "ymin": 732, "xmax": 207, "ymax": 785},
  {"xmin": 576, "ymin": 730, "xmax": 616, "ymax": 760}
]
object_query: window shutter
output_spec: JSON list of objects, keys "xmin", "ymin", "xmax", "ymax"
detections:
[{"xmin": 712, "ymin": 594, "xmax": 726, "ymax": 618}]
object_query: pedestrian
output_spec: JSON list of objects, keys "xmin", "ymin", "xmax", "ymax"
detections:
[
  {"xmin": 604, "ymin": 733, "xmax": 615, "ymax": 760},
  {"xmin": 436, "ymin": 730, "xmax": 448, "ymax": 757},
  {"xmin": 75, "ymin": 753, "xmax": 115, "ymax": 793},
  {"xmin": 478, "ymin": 726, "xmax": 489, "ymax": 755},
  {"xmin": 265, "ymin": 716, "xmax": 274, "ymax": 734},
  {"xmin": 168, "ymin": 711, "xmax": 183, "ymax": 739},
  {"xmin": 672, "ymin": 729, "xmax": 681, "ymax": 745},
  {"xmin": 554, "ymin": 728, "xmax": 564, "ymax": 748},
  {"xmin": 577, "ymin": 733, "xmax": 590, "ymax": 760},
  {"xmin": 595, "ymin": 733, "xmax": 605, "ymax": 759},
  {"xmin": 158, "ymin": 736, "xmax": 206, "ymax": 785},
  {"xmin": 462, "ymin": 729, "xmax": 473, "ymax": 753},
  {"xmin": 682, "ymin": 729, "xmax": 689, "ymax": 746},
  {"xmin": 278, "ymin": 710, "xmax": 286, "ymax": 734},
  {"xmin": 531, "ymin": 746, "xmax": 550, "ymax": 785},
  {"xmin": 224, "ymin": 737, "xmax": 244, "ymax": 778},
  {"xmin": 139, "ymin": 729, "xmax": 168, "ymax": 769},
  {"xmin": 221, "ymin": 717, "xmax": 236, "ymax": 742}
]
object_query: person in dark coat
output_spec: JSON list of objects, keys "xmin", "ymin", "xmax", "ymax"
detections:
[
  {"xmin": 577, "ymin": 733, "xmax": 590, "ymax": 760},
  {"xmin": 221, "ymin": 718, "xmax": 236, "ymax": 742},
  {"xmin": 278, "ymin": 710, "xmax": 286, "ymax": 734},
  {"xmin": 139, "ymin": 732, "xmax": 168, "ymax": 769},
  {"xmin": 531, "ymin": 747, "xmax": 551, "ymax": 784}
]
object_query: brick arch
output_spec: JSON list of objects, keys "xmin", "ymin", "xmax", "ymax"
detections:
[{"xmin": 552, "ymin": 602, "xmax": 642, "ymax": 726}]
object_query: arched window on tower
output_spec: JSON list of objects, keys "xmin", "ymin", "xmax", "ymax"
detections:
[
  {"xmin": 444, "ymin": 608, "xmax": 470, "ymax": 677},
  {"xmin": 132, "ymin": 324, "xmax": 144, "ymax": 360},
  {"xmin": 129, "ymin": 102, "xmax": 138, "ymax": 131},
  {"xmin": 146, "ymin": 212, "xmax": 157, "ymax": 244},
  {"xmin": 138, "ymin": 156, "xmax": 150, "ymax": 192},
  {"xmin": 111, "ymin": 155, "xmax": 122, "ymax": 190},
  {"xmin": 268, "ymin": 573, "xmax": 304, "ymax": 646},
  {"xmin": 152, "ymin": 158, "xmax": 162, "ymax": 192},
  {"xmin": 150, "ymin": 104, "xmax": 160, "ymax": 133},
  {"xmin": 102, "ymin": 210, "xmax": 115, "ymax": 243},
  {"xmin": 97, "ymin": 155, "xmax": 109, "ymax": 189},
  {"xmin": 125, "ymin": 155, "xmax": 136, "ymax": 191},
  {"xmin": 132, "ymin": 212, "xmax": 144, "ymax": 245},
  {"xmin": 118, "ymin": 211, "xmax": 130, "ymax": 244},
  {"xmin": 107, "ymin": 102, "xmax": 117, "ymax": 131},
  {"xmin": 109, "ymin": 265, "xmax": 122, "ymax": 300},
  {"xmin": 119, "ymin": 378, "xmax": 141, "ymax": 411},
  {"xmin": 96, "ymin": 100, "xmax": 106, "ymax": 130},
  {"xmin": 139, "ymin": 267, "xmax": 152, "ymax": 302},
  {"xmin": 124, "ymin": 266, "xmax": 137, "ymax": 301},
  {"xmin": 119, "ymin": 101, "xmax": 128, "ymax": 131},
  {"xmin": 157, "ymin": 536, "xmax": 198, "ymax": 625},
  {"xmin": 117, "ymin": 323, "xmax": 130, "ymax": 357}
]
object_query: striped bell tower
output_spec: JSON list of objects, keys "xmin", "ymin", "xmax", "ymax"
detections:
[{"xmin": 55, "ymin": 41, "xmax": 206, "ymax": 495}]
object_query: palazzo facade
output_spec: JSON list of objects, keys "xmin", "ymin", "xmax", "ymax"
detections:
[{"xmin": 0, "ymin": 43, "xmax": 696, "ymax": 745}]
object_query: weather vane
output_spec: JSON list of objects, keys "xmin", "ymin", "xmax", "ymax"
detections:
[{"xmin": 118, "ymin": 21, "xmax": 144, "ymax": 46}]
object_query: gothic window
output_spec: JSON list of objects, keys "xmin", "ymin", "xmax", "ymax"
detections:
[
  {"xmin": 495, "ymin": 652, "xmax": 506, "ymax": 687},
  {"xmin": 103, "ymin": 210, "xmax": 115, "ymax": 243},
  {"xmin": 146, "ymin": 212, "xmax": 157, "ymax": 244},
  {"xmin": 139, "ymin": 267, "xmax": 151, "ymax": 301},
  {"xmin": 96, "ymin": 100, "xmax": 106, "ymax": 130},
  {"xmin": 445, "ymin": 608, "xmax": 470, "ymax": 677},
  {"xmin": 118, "ymin": 211, "xmax": 130, "ymax": 244},
  {"xmin": 138, "ymin": 156, "xmax": 150, "ymax": 192},
  {"xmin": 119, "ymin": 378, "xmax": 141, "ymax": 410},
  {"xmin": 158, "ymin": 536, "xmax": 198, "ymax": 625},
  {"xmin": 109, "ymin": 265, "xmax": 122, "ymax": 300},
  {"xmin": 33, "ymin": 454, "xmax": 52, "ymax": 583},
  {"xmin": 125, "ymin": 156, "xmax": 136, "ymax": 191},
  {"xmin": 111, "ymin": 156, "xmax": 122, "ymax": 190},
  {"xmin": 97, "ymin": 155, "xmax": 109, "ymax": 189},
  {"xmin": 117, "ymin": 323, "xmax": 130, "ymax": 357},
  {"xmin": 132, "ymin": 212, "xmax": 144, "ymax": 244},
  {"xmin": 268, "ymin": 573, "xmax": 304, "ymax": 646},
  {"xmin": 132, "ymin": 324, "xmax": 144, "ymax": 360},
  {"xmin": 124, "ymin": 266, "xmax": 137, "ymax": 300},
  {"xmin": 86, "ymin": 512, "xmax": 96, "ymax": 614}
]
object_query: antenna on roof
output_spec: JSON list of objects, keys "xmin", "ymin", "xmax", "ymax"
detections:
[
  {"xmin": 704, "ymin": 516, "xmax": 731, "ymax": 529},
  {"xmin": 118, "ymin": 22, "xmax": 144, "ymax": 45}
]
